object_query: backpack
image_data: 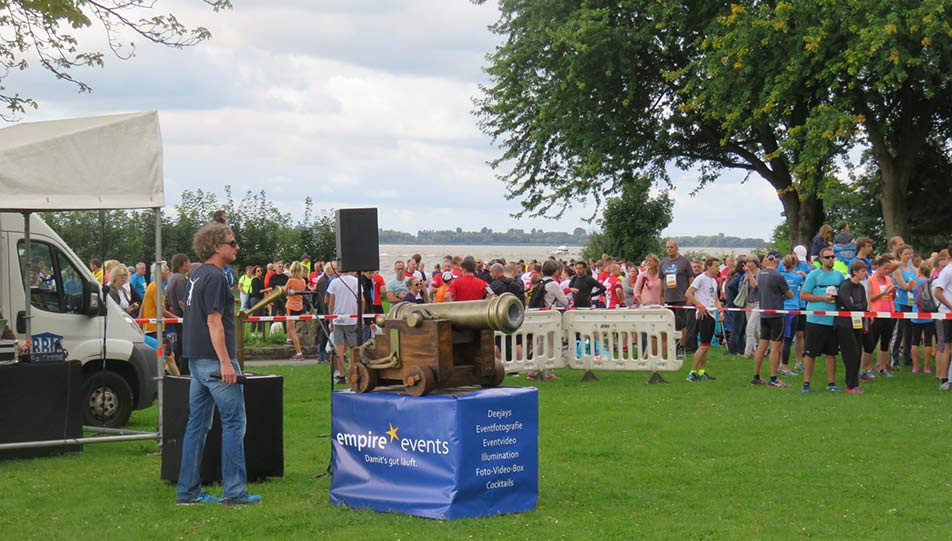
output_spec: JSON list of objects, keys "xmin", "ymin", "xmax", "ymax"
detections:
[
  {"xmin": 528, "ymin": 278, "xmax": 552, "ymax": 309},
  {"xmin": 918, "ymin": 279, "xmax": 939, "ymax": 313}
]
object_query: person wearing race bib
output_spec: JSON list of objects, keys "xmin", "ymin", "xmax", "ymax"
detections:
[
  {"xmin": 685, "ymin": 257, "xmax": 721, "ymax": 382},
  {"xmin": 862, "ymin": 254, "xmax": 898, "ymax": 378},
  {"xmin": 661, "ymin": 240, "xmax": 693, "ymax": 359},
  {"xmin": 750, "ymin": 253, "xmax": 793, "ymax": 387},
  {"xmin": 835, "ymin": 260, "xmax": 869, "ymax": 393},
  {"xmin": 800, "ymin": 247, "xmax": 846, "ymax": 393}
]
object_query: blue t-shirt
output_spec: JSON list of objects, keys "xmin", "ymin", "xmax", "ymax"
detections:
[
  {"xmin": 802, "ymin": 268, "xmax": 844, "ymax": 326},
  {"xmin": 896, "ymin": 264, "xmax": 918, "ymax": 308},
  {"xmin": 129, "ymin": 273, "xmax": 148, "ymax": 299},
  {"xmin": 780, "ymin": 271, "xmax": 803, "ymax": 310},
  {"xmin": 778, "ymin": 260, "xmax": 811, "ymax": 307}
]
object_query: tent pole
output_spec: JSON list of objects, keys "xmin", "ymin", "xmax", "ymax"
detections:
[
  {"xmin": 21, "ymin": 212, "xmax": 32, "ymax": 353},
  {"xmin": 154, "ymin": 208, "xmax": 164, "ymax": 445}
]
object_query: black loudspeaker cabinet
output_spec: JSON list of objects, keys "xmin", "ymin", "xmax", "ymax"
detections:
[
  {"xmin": 336, "ymin": 207, "xmax": 380, "ymax": 272},
  {"xmin": 161, "ymin": 374, "xmax": 284, "ymax": 484},
  {"xmin": 0, "ymin": 360, "xmax": 83, "ymax": 459}
]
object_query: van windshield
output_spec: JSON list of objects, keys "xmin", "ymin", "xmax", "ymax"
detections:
[{"xmin": 17, "ymin": 241, "xmax": 85, "ymax": 314}]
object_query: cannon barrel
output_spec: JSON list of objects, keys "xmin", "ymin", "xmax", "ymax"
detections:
[
  {"xmin": 240, "ymin": 286, "xmax": 287, "ymax": 318},
  {"xmin": 384, "ymin": 292, "xmax": 524, "ymax": 334}
]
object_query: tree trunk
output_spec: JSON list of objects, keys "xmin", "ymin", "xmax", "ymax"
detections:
[
  {"xmin": 778, "ymin": 187, "xmax": 822, "ymax": 249},
  {"xmin": 878, "ymin": 151, "xmax": 910, "ymax": 239}
]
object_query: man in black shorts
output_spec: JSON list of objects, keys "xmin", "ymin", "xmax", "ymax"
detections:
[{"xmin": 751, "ymin": 252, "xmax": 793, "ymax": 387}]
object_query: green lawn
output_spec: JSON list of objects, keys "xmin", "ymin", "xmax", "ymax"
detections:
[{"xmin": 2, "ymin": 350, "xmax": 950, "ymax": 540}]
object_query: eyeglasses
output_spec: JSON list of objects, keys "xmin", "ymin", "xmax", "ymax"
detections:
[
  {"xmin": 411, "ymin": 282, "xmax": 421, "ymax": 287},
  {"xmin": 220, "ymin": 240, "xmax": 238, "ymax": 248}
]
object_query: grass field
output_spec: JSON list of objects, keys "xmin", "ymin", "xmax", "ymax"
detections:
[{"xmin": 2, "ymin": 350, "xmax": 950, "ymax": 540}]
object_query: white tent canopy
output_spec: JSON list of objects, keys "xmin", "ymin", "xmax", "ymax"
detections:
[{"xmin": 0, "ymin": 111, "xmax": 164, "ymax": 210}]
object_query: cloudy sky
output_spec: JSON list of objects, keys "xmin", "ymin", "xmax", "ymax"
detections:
[{"xmin": 12, "ymin": 0, "xmax": 781, "ymax": 239}]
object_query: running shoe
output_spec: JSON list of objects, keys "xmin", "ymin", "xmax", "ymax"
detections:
[
  {"xmin": 223, "ymin": 493, "xmax": 263, "ymax": 506},
  {"xmin": 290, "ymin": 352, "xmax": 303, "ymax": 360},
  {"xmin": 334, "ymin": 375, "xmax": 346, "ymax": 385},
  {"xmin": 778, "ymin": 368, "xmax": 799, "ymax": 377},
  {"xmin": 686, "ymin": 373, "xmax": 700, "ymax": 382},
  {"xmin": 866, "ymin": 370, "xmax": 876, "ymax": 379},
  {"xmin": 795, "ymin": 362, "xmax": 805, "ymax": 372},
  {"xmin": 940, "ymin": 381, "xmax": 952, "ymax": 391},
  {"xmin": 912, "ymin": 366, "xmax": 919, "ymax": 374},
  {"xmin": 878, "ymin": 369, "xmax": 894, "ymax": 378},
  {"xmin": 924, "ymin": 366, "xmax": 932, "ymax": 374},
  {"xmin": 827, "ymin": 384, "xmax": 842, "ymax": 392},
  {"xmin": 801, "ymin": 383, "xmax": 811, "ymax": 394},
  {"xmin": 859, "ymin": 371, "xmax": 868, "ymax": 381},
  {"xmin": 751, "ymin": 376, "xmax": 765, "ymax": 386},
  {"xmin": 768, "ymin": 379, "xmax": 788, "ymax": 388},
  {"xmin": 544, "ymin": 372, "xmax": 560, "ymax": 381},
  {"xmin": 177, "ymin": 492, "xmax": 224, "ymax": 505},
  {"xmin": 526, "ymin": 372, "xmax": 539, "ymax": 380},
  {"xmin": 846, "ymin": 387, "xmax": 864, "ymax": 394},
  {"xmin": 700, "ymin": 373, "xmax": 716, "ymax": 381}
]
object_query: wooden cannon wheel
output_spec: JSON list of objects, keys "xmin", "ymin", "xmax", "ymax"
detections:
[
  {"xmin": 404, "ymin": 365, "xmax": 435, "ymax": 397},
  {"xmin": 482, "ymin": 359, "xmax": 506, "ymax": 388},
  {"xmin": 347, "ymin": 362, "xmax": 377, "ymax": 393}
]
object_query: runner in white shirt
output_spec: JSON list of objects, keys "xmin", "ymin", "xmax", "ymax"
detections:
[
  {"xmin": 685, "ymin": 257, "xmax": 721, "ymax": 381},
  {"xmin": 932, "ymin": 263, "xmax": 952, "ymax": 390}
]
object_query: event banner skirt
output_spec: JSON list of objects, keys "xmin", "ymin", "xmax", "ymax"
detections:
[{"xmin": 330, "ymin": 386, "xmax": 538, "ymax": 520}]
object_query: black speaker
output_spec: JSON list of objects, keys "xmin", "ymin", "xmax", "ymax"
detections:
[
  {"xmin": 0, "ymin": 361, "xmax": 83, "ymax": 459},
  {"xmin": 336, "ymin": 208, "xmax": 379, "ymax": 272},
  {"xmin": 160, "ymin": 374, "xmax": 284, "ymax": 484}
]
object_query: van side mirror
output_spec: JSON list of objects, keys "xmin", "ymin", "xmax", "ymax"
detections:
[{"xmin": 82, "ymin": 280, "xmax": 102, "ymax": 317}]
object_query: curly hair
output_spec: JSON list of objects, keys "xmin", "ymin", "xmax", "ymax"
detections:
[{"xmin": 193, "ymin": 223, "xmax": 233, "ymax": 262}]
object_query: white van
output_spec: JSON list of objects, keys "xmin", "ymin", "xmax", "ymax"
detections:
[{"xmin": 1, "ymin": 212, "xmax": 157, "ymax": 427}]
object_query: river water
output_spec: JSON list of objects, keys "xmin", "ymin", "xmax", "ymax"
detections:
[{"xmin": 376, "ymin": 244, "xmax": 760, "ymax": 273}]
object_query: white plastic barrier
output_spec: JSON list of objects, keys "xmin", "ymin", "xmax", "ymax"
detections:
[
  {"xmin": 562, "ymin": 308, "xmax": 681, "ymax": 372},
  {"xmin": 495, "ymin": 309, "xmax": 566, "ymax": 373}
]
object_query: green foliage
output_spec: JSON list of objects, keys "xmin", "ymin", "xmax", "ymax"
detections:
[
  {"xmin": 477, "ymin": 0, "xmax": 952, "ymax": 245},
  {"xmin": 3, "ymin": 355, "xmax": 951, "ymax": 538},
  {"xmin": 0, "ymin": 1, "xmax": 231, "ymax": 119},
  {"xmin": 581, "ymin": 177, "xmax": 672, "ymax": 261},
  {"xmin": 41, "ymin": 186, "xmax": 337, "ymax": 269},
  {"xmin": 669, "ymin": 234, "xmax": 768, "ymax": 249}
]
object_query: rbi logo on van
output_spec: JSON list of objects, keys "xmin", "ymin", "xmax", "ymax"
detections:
[{"xmin": 31, "ymin": 332, "xmax": 68, "ymax": 361}]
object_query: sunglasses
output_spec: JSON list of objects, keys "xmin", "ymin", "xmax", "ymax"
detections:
[
  {"xmin": 821, "ymin": 255, "xmax": 834, "ymax": 260},
  {"xmin": 411, "ymin": 282, "xmax": 422, "ymax": 287},
  {"xmin": 220, "ymin": 240, "xmax": 238, "ymax": 247}
]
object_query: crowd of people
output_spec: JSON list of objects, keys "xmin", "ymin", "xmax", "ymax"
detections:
[{"xmin": 92, "ymin": 210, "xmax": 952, "ymax": 393}]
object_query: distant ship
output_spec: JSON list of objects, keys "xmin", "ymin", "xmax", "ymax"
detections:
[{"xmin": 550, "ymin": 245, "xmax": 570, "ymax": 255}]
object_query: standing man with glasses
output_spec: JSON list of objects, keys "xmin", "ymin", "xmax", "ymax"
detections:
[
  {"xmin": 176, "ymin": 224, "xmax": 261, "ymax": 506},
  {"xmin": 800, "ymin": 247, "xmax": 846, "ymax": 393}
]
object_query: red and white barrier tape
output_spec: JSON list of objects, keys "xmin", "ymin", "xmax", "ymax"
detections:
[
  {"xmin": 135, "ymin": 313, "xmax": 377, "ymax": 325},
  {"xmin": 135, "ymin": 305, "xmax": 952, "ymax": 325}
]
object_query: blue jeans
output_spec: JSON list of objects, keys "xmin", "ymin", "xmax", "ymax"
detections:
[{"xmin": 176, "ymin": 358, "xmax": 248, "ymax": 500}]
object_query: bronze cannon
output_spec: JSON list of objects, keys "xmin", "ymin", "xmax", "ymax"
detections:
[{"xmin": 349, "ymin": 293, "xmax": 525, "ymax": 396}]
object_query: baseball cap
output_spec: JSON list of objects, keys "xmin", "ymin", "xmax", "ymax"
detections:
[
  {"xmin": 442, "ymin": 271, "xmax": 454, "ymax": 282},
  {"xmin": 793, "ymin": 245, "xmax": 807, "ymax": 262}
]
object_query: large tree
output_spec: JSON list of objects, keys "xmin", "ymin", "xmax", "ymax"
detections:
[
  {"xmin": 1, "ymin": 0, "xmax": 231, "ymax": 119},
  {"xmin": 476, "ymin": 0, "xmax": 834, "ymax": 246},
  {"xmin": 693, "ymin": 0, "xmax": 952, "ymax": 239}
]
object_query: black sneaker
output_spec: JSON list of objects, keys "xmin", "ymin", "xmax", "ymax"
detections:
[
  {"xmin": 700, "ymin": 373, "xmax": 716, "ymax": 380},
  {"xmin": 334, "ymin": 376, "xmax": 347, "ymax": 385}
]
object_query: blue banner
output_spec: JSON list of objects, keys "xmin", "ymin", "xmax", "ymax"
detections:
[{"xmin": 330, "ymin": 386, "xmax": 538, "ymax": 520}]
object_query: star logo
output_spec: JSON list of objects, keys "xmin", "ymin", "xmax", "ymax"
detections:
[{"xmin": 386, "ymin": 422, "xmax": 399, "ymax": 442}]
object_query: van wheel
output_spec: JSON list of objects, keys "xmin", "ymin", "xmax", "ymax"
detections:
[{"xmin": 81, "ymin": 371, "xmax": 133, "ymax": 428}]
